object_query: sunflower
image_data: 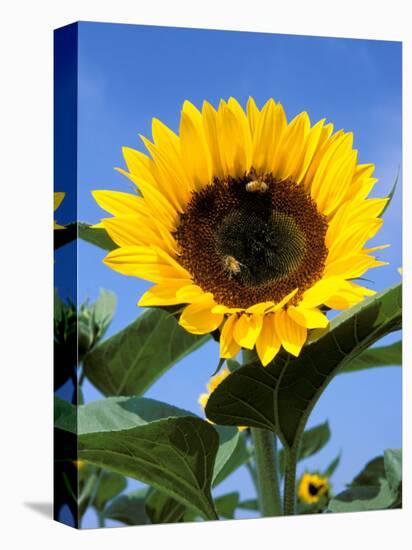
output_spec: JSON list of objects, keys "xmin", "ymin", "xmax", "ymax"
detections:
[
  {"xmin": 199, "ymin": 367, "xmax": 247, "ymax": 431},
  {"xmin": 54, "ymin": 192, "xmax": 65, "ymax": 229},
  {"xmin": 93, "ymin": 97, "xmax": 388, "ymax": 366},
  {"xmin": 298, "ymin": 472, "xmax": 329, "ymax": 504}
]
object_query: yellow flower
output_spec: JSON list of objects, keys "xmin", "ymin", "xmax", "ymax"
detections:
[
  {"xmin": 93, "ymin": 98, "xmax": 388, "ymax": 366},
  {"xmin": 298, "ymin": 472, "xmax": 329, "ymax": 504},
  {"xmin": 199, "ymin": 367, "xmax": 246, "ymax": 431},
  {"xmin": 54, "ymin": 192, "xmax": 65, "ymax": 229}
]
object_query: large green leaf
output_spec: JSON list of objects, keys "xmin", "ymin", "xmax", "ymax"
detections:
[
  {"xmin": 56, "ymin": 396, "xmax": 240, "ymax": 521},
  {"xmin": 384, "ymin": 449, "xmax": 402, "ymax": 495},
  {"xmin": 328, "ymin": 448, "xmax": 402, "ymax": 513},
  {"xmin": 205, "ymin": 283, "xmax": 401, "ymax": 451},
  {"xmin": 339, "ymin": 340, "xmax": 401, "ymax": 374},
  {"xmin": 328, "ymin": 482, "xmax": 395, "ymax": 513},
  {"xmin": 349, "ymin": 456, "xmax": 385, "ymax": 487},
  {"xmin": 78, "ymin": 222, "xmax": 116, "ymax": 251},
  {"xmin": 104, "ymin": 489, "xmax": 149, "ymax": 525},
  {"xmin": 83, "ymin": 308, "xmax": 210, "ymax": 396},
  {"xmin": 142, "ymin": 426, "xmax": 241, "ymax": 524}
]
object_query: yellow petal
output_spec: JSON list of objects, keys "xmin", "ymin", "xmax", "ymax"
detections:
[
  {"xmin": 180, "ymin": 101, "xmax": 212, "ymax": 189},
  {"xmin": 179, "ymin": 299, "xmax": 223, "ymax": 335},
  {"xmin": 287, "ymin": 306, "xmax": 329, "ymax": 329},
  {"xmin": 220, "ymin": 315, "xmax": 241, "ymax": 359},
  {"xmin": 267, "ymin": 288, "xmax": 299, "ymax": 312},
  {"xmin": 102, "ymin": 215, "xmax": 166, "ymax": 249},
  {"xmin": 255, "ymin": 314, "xmax": 281, "ymax": 366},
  {"xmin": 217, "ymin": 100, "xmax": 248, "ymax": 177},
  {"xmin": 299, "ymin": 278, "xmax": 342, "ymax": 309},
  {"xmin": 276, "ymin": 112, "xmax": 310, "ymax": 180},
  {"xmin": 324, "ymin": 255, "xmax": 387, "ymax": 279},
  {"xmin": 202, "ymin": 101, "xmax": 224, "ymax": 178},
  {"xmin": 246, "ymin": 96, "xmax": 260, "ymax": 136},
  {"xmin": 176, "ymin": 284, "xmax": 205, "ymax": 303},
  {"xmin": 103, "ymin": 245, "xmax": 188, "ymax": 282},
  {"xmin": 138, "ymin": 279, "xmax": 190, "ymax": 306},
  {"xmin": 274, "ymin": 310, "xmax": 307, "ymax": 357},
  {"xmin": 246, "ymin": 301, "xmax": 274, "ymax": 314},
  {"xmin": 54, "ymin": 192, "xmax": 65, "ymax": 211},
  {"xmin": 233, "ymin": 314, "xmax": 263, "ymax": 349},
  {"xmin": 92, "ymin": 190, "xmax": 146, "ymax": 217}
]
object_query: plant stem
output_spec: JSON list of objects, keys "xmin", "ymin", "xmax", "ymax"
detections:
[
  {"xmin": 283, "ymin": 445, "xmax": 298, "ymax": 515},
  {"xmin": 250, "ymin": 428, "xmax": 282, "ymax": 516}
]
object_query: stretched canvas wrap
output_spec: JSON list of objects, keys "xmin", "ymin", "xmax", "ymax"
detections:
[{"xmin": 53, "ymin": 21, "xmax": 402, "ymax": 529}]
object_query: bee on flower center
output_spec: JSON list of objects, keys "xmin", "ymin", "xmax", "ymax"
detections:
[
  {"xmin": 223, "ymin": 255, "xmax": 244, "ymax": 278},
  {"xmin": 245, "ymin": 179, "xmax": 269, "ymax": 193}
]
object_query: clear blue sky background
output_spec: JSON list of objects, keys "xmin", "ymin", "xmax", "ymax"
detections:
[{"xmin": 58, "ymin": 21, "xmax": 402, "ymax": 528}]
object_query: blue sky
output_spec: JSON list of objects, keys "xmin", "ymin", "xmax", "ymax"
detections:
[{"xmin": 57, "ymin": 21, "xmax": 402, "ymax": 527}]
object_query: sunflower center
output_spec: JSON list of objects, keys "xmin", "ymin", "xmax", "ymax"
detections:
[
  {"xmin": 216, "ymin": 209, "xmax": 306, "ymax": 287},
  {"xmin": 308, "ymin": 483, "xmax": 322, "ymax": 496},
  {"xmin": 175, "ymin": 172, "xmax": 328, "ymax": 309}
]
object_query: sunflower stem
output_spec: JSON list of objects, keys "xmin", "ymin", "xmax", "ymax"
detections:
[
  {"xmin": 242, "ymin": 350, "xmax": 282, "ymax": 516},
  {"xmin": 283, "ymin": 445, "xmax": 299, "ymax": 515},
  {"xmin": 250, "ymin": 428, "xmax": 283, "ymax": 516}
]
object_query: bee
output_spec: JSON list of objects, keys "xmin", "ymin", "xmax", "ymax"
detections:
[
  {"xmin": 245, "ymin": 179, "xmax": 269, "ymax": 193},
  {"xmin": 223, "ymin": 255, "xmax": 244, "ymax": 278}
]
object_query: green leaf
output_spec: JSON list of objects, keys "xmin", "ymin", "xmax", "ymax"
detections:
[
  {"xmin": 384, "ymin": 449, "xmax": 402, "ymax": 494},
  {"xmin": 94, "ymin": 472, "xmax": 127, "ymax": 511},
  {"xmin": 205, "ymin": 283, "xmax": 402, "ymax": 452},
  {"xmin": 349, "ymin": 456, "xmax": 385, "ymax": 488},
  {"xmin": 104, "ymin": 489, "xmax": 149, "ymax": 525},
  {"xmin": 58, "ymin": 396, "xmax": 219, "ymax": 520},
  {"xmin": 78, "ymin": 222, "xmax": 116, "ymax": 251},
  {"xmin": 140, "ymin": 424, "xmax": 240, "ymax": 523},
  {"xmin": 145, "ymin": 489, "xmax": 186, "ymax": 524},
  {"xmin": 213, "ymin": 433, "xmax": 250, "ymax": 487},
  {"xmin": 83, "ymin": 308, "xmax": 210, "ymax": 397},
  {"xmin": 213, "ymin": 426, "xmax": 239, "ymax": 483},
  {"xmin": 328, "ymin": 480, "xmax": 395, "ymax": 513},
  {"xmin": 214, "ymin": 492, "xmax": 240, "ymax": 519},
  {"xmin": 329, "ymin": 448, "xmax": 402, "ymax": 513},
  {"xmin": 238, "ymin": 498, "xmax": 259, "ymax": 511},
  {"xmin": 339, "ymin": 340, "xmax": 401, "ymax": 374},
  {"xmin": 381, "ymin": 168, "xmax": 400, "ymax": 216},
  {"xmin": 54, "ymin": 396, "xmax": 77, "ymax": 434},
  {"xmin": 279, "ymin": 421, "xmax": 331, "ymax": 474},
  {"xmin": 91, "ymin": 289, "xmax": 117, "ymax": 340},
  {"xmin": 323, "ymin": 454, "xmax": 341, "ymax": 477},
  {"xmin": 54, "ymin": 223, "xmax": 77, "ymax": 250}
]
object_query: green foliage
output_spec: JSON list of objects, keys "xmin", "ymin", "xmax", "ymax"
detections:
[
  {"xmin": 93, "ymin": 472, "xmax": 127, "ymax": 511},
  {"xmin": 104, "ymin": 489, "xmax": 149, "ymax": 525},
  {"xmin": 145, "ymin": 489, "xmax": 186, "ymax": 524},
  {"xmin": 78, "ymin": 222, "xmax": 116, "ymax": 251},
  {"xmin": 323, "ymin": 454, "xmax": 341, "ymax": 477},
  {"xmin": 328, "ymin": 448, "xmax": 402, "ymax": 512},
  {"xmin": 205, "ymin": 283, "xmax": 401, "ymax": 452},
  {"xmin": 55, "ymin": 396, "xmax": 241, "ymax": 521},
  {"xmin": 78, "ymin": 289, "xmax": 116, "ymax": 360},
  {"xmin": 339, "ymin": 340, "xmax": 401, "ymax": 375},
  {"xmin": 83, "ymin": 308, "xmax": 209, "ymax": 396}
]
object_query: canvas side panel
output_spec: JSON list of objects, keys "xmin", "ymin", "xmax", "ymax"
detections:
[{"xmin": 53, "ymin": 22, "xmax": 79, "ymax": 529}]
